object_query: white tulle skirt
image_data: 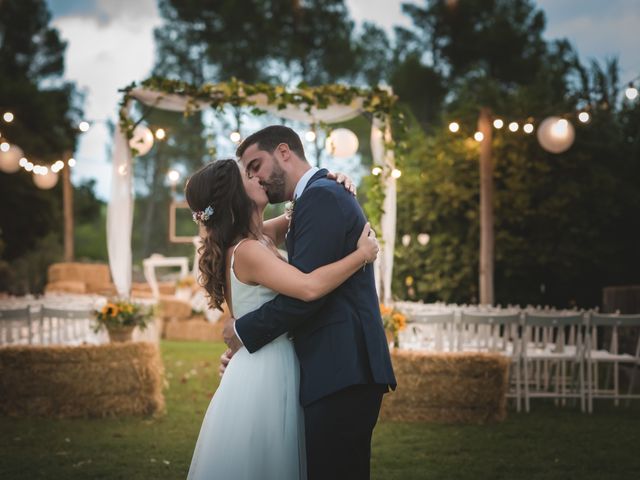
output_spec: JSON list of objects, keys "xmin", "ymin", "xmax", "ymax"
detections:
[{"xmin": 187, "ymin": 335, "xmax": 306, "ymax": 480}]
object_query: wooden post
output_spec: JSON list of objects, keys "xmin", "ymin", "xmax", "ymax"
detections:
[
  {"xmin": 62, "ymin": 151, "xmax": 74, "ymax": 262},
  {"xmin": 478, "ymin": 108, "xmax": 494, "ymax": 305}
]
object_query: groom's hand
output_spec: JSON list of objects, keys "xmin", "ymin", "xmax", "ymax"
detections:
[{"xmin": 223, "ymin": 319, "xmax": 243, "ymax": 354}]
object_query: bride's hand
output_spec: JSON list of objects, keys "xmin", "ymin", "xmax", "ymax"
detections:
[
  {"xmin": 357, "ymin": 222, "xmax": 379, "ymax": 264},
  {"xmin": 327, "ymin": 171, "xmax": 356, "ymax": 196}
]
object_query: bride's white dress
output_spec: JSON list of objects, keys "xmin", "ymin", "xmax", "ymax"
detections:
[{"xmin": 187, "ymin": 241, "xmax": 306, "ymax": 480}]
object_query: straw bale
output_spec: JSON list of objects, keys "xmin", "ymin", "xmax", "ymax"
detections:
[
  {"xmin": 164, "ymin": 317, "xmax": 224, "ymax": 341},
  {"xmin": 158, "ymin": 296, "xmax": 191, "ymax": 320},
  {"xmin": 46, "ymin": 262, "xmax": 115, "ymax": 295},
  {"xmin": 44, "ymin": 280, "xmax": 87, "ymax": 294},
  {"xmin": 380, "ymin": 350, "xmax": 509, "ymax": 424},
  {"xmin": 0, "ymin": 342, "xmax": 165, "ymax": 418}
]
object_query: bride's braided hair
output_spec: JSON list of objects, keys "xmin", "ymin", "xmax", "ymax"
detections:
[{"xmin": 185, "ymin": 159, "xmax": 257, "ymax": 311}]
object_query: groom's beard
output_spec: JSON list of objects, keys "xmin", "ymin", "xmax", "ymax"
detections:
[{"xmin": 261, "ymin": 162, "xmax": 287, "ymax": 204}]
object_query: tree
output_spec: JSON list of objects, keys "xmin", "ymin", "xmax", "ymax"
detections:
[{"xmin": 0, "ymin": 0, "xmax": 83, "ymax": 293}]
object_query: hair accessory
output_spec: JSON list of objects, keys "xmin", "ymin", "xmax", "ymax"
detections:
[{"xmin": 192, "ymin": 205, "xmax": 214, "ymax": 225}]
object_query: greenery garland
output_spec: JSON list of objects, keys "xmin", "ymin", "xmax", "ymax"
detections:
[{"xmin": 118, "ymin": 76, "xmax": 404, "ymax": 233}]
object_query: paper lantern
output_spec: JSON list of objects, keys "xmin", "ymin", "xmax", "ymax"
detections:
[
  {"xmin": 129, "ymin": 124, "xmax": 154, "ymax": 156},
  {"xmin": 0, "ymin": 144, "xmax": 23, "ymax": 173},
  {"xmin": 537, "ymin": 116, "xmax": 575, "ymax": 154},
  {"xmin": 325, "ymin": 128, "xmax": 359, "ymax": 158},
  {"xmin": 33, "ymin": 169, "xmax": 59, "ymax": 189}
]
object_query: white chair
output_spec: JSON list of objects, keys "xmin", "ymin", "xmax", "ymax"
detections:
[
  {"xmin": 585, "ymin": 313, "xmax": 640, "ymax": 412},
  {"xmin": 459, "ymin": 311, "xmax": 523, "ymax": 411},
  {"xmin": 0, "ymin": 307, "xmax": 33, "ymax": 345},
  {"xmin": 40, "ymin": 307, "xmax": 94, "ymax": 345},
  {"xmin": 522, "ymin": 312, "xmax": 586, "ymax": 412},
  {"xmin": 407, "ymin": 311, "xmax": 457, "ymax": 352}
]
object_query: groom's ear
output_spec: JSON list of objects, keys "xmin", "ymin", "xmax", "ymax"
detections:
[{"xmin": 275, "ymin": 143, "xmax": 292, "ymax": 163}]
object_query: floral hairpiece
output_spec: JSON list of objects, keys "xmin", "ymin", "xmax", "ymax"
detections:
[{"xmin": 192, "ymin": 205, "xmax": 214, "ymax": 225}]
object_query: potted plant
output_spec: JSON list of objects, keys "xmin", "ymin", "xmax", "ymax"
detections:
[
  {"xmin": 380, "ymin": 303, "xmax": 407, "ymax": 349},
  {"xmin": 94, "ymin": 299, "xmax": 153, "ymax": 342}
]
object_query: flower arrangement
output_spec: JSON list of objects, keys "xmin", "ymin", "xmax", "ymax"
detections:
[
  {"xmin": 94, "ymin": 299, "xmax": 153, "ymax": 342},
  {"xmin": 176, "ymin": 275, "xmax": 197, "ymax": 290},
  {"xmin": 380, "ymin": 303, "xmax": 407, "ymax": 348}
]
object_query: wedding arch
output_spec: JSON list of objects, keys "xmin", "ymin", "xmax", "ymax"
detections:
[{"xmin": 109, "ymin": 77, "xmax": 400, "ymax": 302}]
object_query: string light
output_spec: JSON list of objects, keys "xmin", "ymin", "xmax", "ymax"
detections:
[
  {"xmin": 474, "ymin": 131, "xmax": 484, "ymax": 142},
  {"xmin": 493, "ymin": 119, "xmax": 504, "ymax": 129},
  {"xmin": 24, "ymin": 162, "xmax": 34, "ymax": 172},
  {"xmin": 19, "ymin": 157, "xmax": 28, "ymax": 167},
  {"xmin": 167, "ymin": 169, "xmax": 180, "ymax": 183},
  {"xmin": 155, "ymin": 128, "xmax": 166, "ymax": 140},
  {"xmin": 78, "ymin": 121, "xmax": 90, "ymax": 132},
  {"xmin": 391, "ymin": 168, "xmax": 402, "ymax": 179},
  {"xmin": 68, "ymin": 158, "xmax": 76, "ymax": 167},
  {"xmin": 371, "ymin": 166, "xmax": 382, "ymax": 176},
  {"xmin": 448, "ymin": 122, "xmax": 460, "ymax": 133},
  {"xmin": 523, "ymin": 123, "xmax": 534, "ymax": 134},
  {"xmin": 508, "ymin": 122, "xmax": 519, "ymax": 132},
  {"xmin": 578, "ymin": 112, "xmax": 590, "ymax": 123},
  {"xmin": 0, "ymin": 142, "xmax": 9, "ymax": 152},
  {"xmin": 3, "ymin": 112, "xmax": 14, "ymax": 123}
]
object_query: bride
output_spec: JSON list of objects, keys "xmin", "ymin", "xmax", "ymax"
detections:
[{"xmin": 184, "ymin": 158, "xmax": 378, "ymax": 480}]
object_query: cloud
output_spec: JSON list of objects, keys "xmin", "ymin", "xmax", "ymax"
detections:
[{"xmin": 51, "ymin": 1, "xmax": 162, "ymax": 199}]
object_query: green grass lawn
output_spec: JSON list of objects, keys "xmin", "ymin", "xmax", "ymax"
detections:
[{"xmin": 1, "ymin": 340, "xmax": 638, "ymax": 479}]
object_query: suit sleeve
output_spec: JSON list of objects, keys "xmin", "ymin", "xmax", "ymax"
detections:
[{"xmin": 234, "ymin": 186, "xmax": 348, "ymax": 353}]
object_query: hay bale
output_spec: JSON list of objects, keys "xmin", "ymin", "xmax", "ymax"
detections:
[
  {"xmin": 0, "ymin": 342, "xmax": 165, "ymax": 418},
  {"xmin": 158, "ymin": 296, "xmax": 192, "ymax": 320},
  {"xmin": 46, "ymin": 262, "xmax": 115, "ymax": 295},
  {"xmin": 164, "ymin": 317, "xmax": 224, "ymax": 341},
  {"xmin": 380, "ymin": 350, "xmax": 509, "ymax": 424},
  {"xmin": 45, "ymin": 280, "xmax": 87, "ymax": 294}
]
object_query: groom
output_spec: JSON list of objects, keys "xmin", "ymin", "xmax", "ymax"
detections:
[{"xmin": 223, "ymin": 125, "xmax": 396, "ymax": 479}]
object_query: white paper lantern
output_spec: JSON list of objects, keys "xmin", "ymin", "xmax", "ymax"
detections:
[
  {"xmin": 0, "ymin": 144, "xmax": 24, "ymax": 173},
  {"xmin": 325, "ymin": 128, "xmax": 359, "ymax": 158},
  {"xmin": 33, "ymin": 169, "xmax": 59, "ymax": 189},
  {"xmin": 129, "ymin": 124, "xmax": 154, "ymax": 156},
  {"xmin": 537, "ymin": 116, "xmax": 575, "ymax": 154}
]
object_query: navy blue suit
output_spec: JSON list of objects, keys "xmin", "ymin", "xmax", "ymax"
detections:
[{"xmin": 235, "ymin": 169, "xmax": 396, "ymax": 479}]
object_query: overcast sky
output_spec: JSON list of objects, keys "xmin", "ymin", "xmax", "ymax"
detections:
[{"xmin": 46, "ymin": 0, "xmax": 640, "ymax": 200}]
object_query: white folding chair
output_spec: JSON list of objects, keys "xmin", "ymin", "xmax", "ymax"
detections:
[
  {"xmin": 586, "ymin": 313, "xmax": 640, "ymax": 412},
  {"xmin": 40, "ymin": 307, "xmax": 94, "ymax": 345},
  {"xmin": 407, "ymin": 311, "xmax": 457, "ymax": 352},
  {"xmin": 459, "ymin": 311, "xmax": 523, "ymax": 411},
  {"xmin": 0, "ymin": 306, "xmax": 34, "ymax": 345},
  {"xmin": 522, "ymin": 312, "xmax": 586, "ymax": 412}
]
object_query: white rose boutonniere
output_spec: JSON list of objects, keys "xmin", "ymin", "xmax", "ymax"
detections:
[{"xmin": 284, "ymin": 198, "xmax": 297, "ymax": 223}]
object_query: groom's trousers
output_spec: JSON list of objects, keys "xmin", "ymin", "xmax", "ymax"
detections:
[{"xmin": 304, "ymin": 383, "xmax": 386, "ymax": 480}]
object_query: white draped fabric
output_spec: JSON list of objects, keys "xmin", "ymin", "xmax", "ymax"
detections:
[{"xmin": 107, "ymin": 88, "xmax": 396, "ymax": 301}]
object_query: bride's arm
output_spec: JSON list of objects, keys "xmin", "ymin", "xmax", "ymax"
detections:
[
  {"xmin": 233, "ymin": 224, "xmax": 377, "ymax": 302},
  {"xmin": 263, "ymin": 172, "xmax": 357, "ymax": 246}
]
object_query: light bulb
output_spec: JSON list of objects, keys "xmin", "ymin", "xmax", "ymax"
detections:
[
  {"xmin": 578, "ymin": 112, "xmax": 590, "ymax": 123},
  {"xmin": 230, "ymin": 131, "xmax": 241, "ymax": 143},
  {"xmin": 625, "ymin": 86, "xmax": 638, "ymax": 100},
  {"xmin": 508, "ymin": 122, "xmax": 519, "ymax": 132},
  {"xmin": 391, "ymin": 168, "xmax": 402, "ymax": 179},
  {"xmin": 448, "ymin": 122, "xmax": 460, "ymax": 133},
  {"xmin": 523, "ymin": 123, "xmax": 534, "ymax": 134},
  {"xmin": 79, "ymin": 121, "xmax": 90, "ymax": 132},
  {"xmin": 304, "ymin": 131, "xmax": 316, "ymax": 142},
  {"xmin": 3, "ymin": 112, "xmax": 14, "ymax": 123},
  {"xmin": 155, "ymin": 128, "xmax": 166, "ymax": 140},
  {"xmin": 371, "ymin": 166, "xmax": 382, "ymax": 176},
  {"xmin": 474, "ymin": 131, "xmax": 484, "ymax": 142},
  {"xmin": 493, "ymin": 119, "xmax": 504, "ymax": 129}
]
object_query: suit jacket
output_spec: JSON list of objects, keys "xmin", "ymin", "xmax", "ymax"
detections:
[{"xmin": 235, "ymin": 169, "xmax": 396, "ymax": 406}]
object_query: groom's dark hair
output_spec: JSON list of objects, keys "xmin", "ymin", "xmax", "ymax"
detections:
[{"xmin": 236, "ymin": 125, "xmax": 307, "ymax": 161}]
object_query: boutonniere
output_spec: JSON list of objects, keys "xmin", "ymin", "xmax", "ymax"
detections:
[{"xmin": 284, "ymin": 198, "xmax": 297, "ymax": 222}]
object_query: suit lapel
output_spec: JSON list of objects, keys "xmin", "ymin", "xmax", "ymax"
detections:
[{"xmin": 285, "ymin": 168, "xmax": 328, "ymax": 260}]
